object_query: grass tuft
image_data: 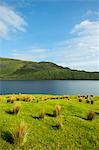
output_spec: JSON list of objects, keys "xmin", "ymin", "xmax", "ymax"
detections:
[
  {"xmin": 55, "ymin": 121, "xmax": 63, "ymax": 129},
  {"xmin": 53, "ymin": 105, "xmax": 61, "ymax": 117},
  {"xmin": 39, "ymin": 108, "xmax": 45, "ymax": 119},
  {"xmin": 86, "ymin": 99, "xmax": 90, "ymax": 103},
  {"xmin": 12, "ymin": 103, "xmax": 21, "ymax": 114},
  {"xmin": 79, "ymin": 98, "xmax": 82, "ymax": 102},
  {"xmin": 7, "ymin": 96, "xmax": 15, "ymax": 103},
  {"xmin": 91, "ymin": 100, "xmax": 94, "ymax": 104},
  {"xmin": 87, "ymin": 111, "xmax": 96, "ymax": 120},
  {"xmin": 14, "ymin": 121, "xmax": 27, "ymax": 146}
]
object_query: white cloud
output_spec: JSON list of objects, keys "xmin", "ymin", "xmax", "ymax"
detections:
[
  {"xmin": 54, "ymin": 20, "xmax": 99, "ymax": 71},
  {"xmin": 71, "ymin": 20, "xmax": 99, "ymax": 36},
  {"xmin": 0, "ymin": 5, "xmax": 27, "ymax": 39},
  {"xmin": 0, "ymin": 21, "xmax": 8, "ymax": 38},
  {"xmin": 83, "ymin": 10, "xmax": 99, "ymax": 17},
  {"xmin": 9, "ymin": 20, "xmax": 99, "ymax": 71}
]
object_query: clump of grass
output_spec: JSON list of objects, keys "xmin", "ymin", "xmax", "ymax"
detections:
[
  {"xmin": 12, "ymin": 103, "xmax": 21, "ymax": 114},
  {"xmin": 86, "ymin": 99, "xmax": 90, "ymax": 103},
  {"xmin": 14, "ymin": 121, "xmax": 27, "ymax": 146},
  {"xmin": 15, "ymin": 95, "xmax": 21, "ymax": 101},
  {"xmin": 91, "ymin": 100, "xmax": 94, "ymax": 104},
  {"xmin": 53, "ymin": 105, "xmax": 61, "ymax": 117},
  {"xmin": 39, "ymin": 108, "xmax": 45, "ymax": 119},
  {"xmin": 22, "ymin": 95, "xmax": 33, "ymax": 102},
  {"xmin": 79, "ymin": 98, "xmax": 82, "ymax": 102},
  {"xmin": 55, "ymin": 121, "xmax": 63, "ymax": 129},
  {"xmin": 0, "ymin": 97, "xmax": 2, "ymax": 102},
  {"xmin": 87, "ymin": 111, "xmax": 96, "ymax": 120},
  {"xmin": 7, "ymin": 96, "xmax": 15, "ymax": 103}
]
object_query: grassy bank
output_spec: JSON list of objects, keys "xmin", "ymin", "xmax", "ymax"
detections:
[{"xmin": 0, "ymin": 94, "xmax": 99, "ymax": 150}]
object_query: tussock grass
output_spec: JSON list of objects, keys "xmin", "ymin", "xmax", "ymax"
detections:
[
  {"xmin": 86, "ymin": 99, "xmax": 90, "ymax": 103},
  {"xmin": 39, "ymin": 108, "xmax": 45, "ymax": 119},
  {"xmin": 7, "ymin": 96, "xmax": 15, "ymax": 103},
  {"xmin": 22, "ymin": 95, "xmax": 33, "ymax": 102},
  {"xmin": 78, "ymin": 98, "xmax": 82, "ymax": 102},
  {"xmin": 55, "ymin": 121, "xmax": 63, "ymax": 129},
  {"xmin": 91, "ymin": 100, "xmax": 94, "ymax": 104},
  {"xmin": 0, "ymin": 94, "xmax": 99, "ymax": 149},
  {"xmin": 0, "ymin": 96, "xmax": 2, "ymax": 102},
  {"xmin": 87, "ymin": 111, "xmax": 96, "ymax": 120},
  {"xmin": 12, "ymin": 103, "xmax": 21, "ymax": 114},
  {"xmin": 53, "ymin": 105, "xmax": 61, "ymax": 117},
  {"xmin": 14, "ymin": 121, "xmax": 27, "ymax": 146}
]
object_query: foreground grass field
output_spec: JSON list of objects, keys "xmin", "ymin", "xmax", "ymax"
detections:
[{"xmin": 0, "ymin": 94, "xmax": 99, "ymax": 150}]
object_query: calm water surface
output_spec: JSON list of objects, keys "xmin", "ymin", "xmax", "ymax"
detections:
[{"xmin": 0, "ymin": 80, "xmax": 99, "ymax": 95}]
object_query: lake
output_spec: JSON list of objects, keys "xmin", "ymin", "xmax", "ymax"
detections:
[{"xmin": 0, "ymin": 80, "xmax": 99, "ymax": 95}]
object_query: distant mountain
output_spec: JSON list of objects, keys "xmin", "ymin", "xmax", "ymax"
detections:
[{"xmin": 0, "ymin": 57, "xmax": 99, "ymax": 80}]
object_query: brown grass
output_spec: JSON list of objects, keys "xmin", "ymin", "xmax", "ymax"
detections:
[
  {"xmin": 21, "ymin": 95, "xmax": 33, "ymax": 102},
  {"xmin": 91, "ymin": 100, "xmax": 94, "ymax": 104},
  {"xmin": 87, "ymin": 111, "xmax": 96, "ymax": 120},
  {"xmin": 7, "ymin": 96, "xmax": 15, "ymax": 103},
  {"xmin": 53, "ymin": 105, "xmax": 61, "ymax": 117},
  {"xmin": 55, "ymin": 121, "xmax": 63, "ymax": 129},
  {"xmin": 86, "ymin": 99, "xmax": 90, "ymax": 103},
  {"xmin": 39, "ymin": 108, "xmax": 45, "ymax": 119},
  {"xmin": 14, "ymin": 121, "xmax": 27, "ymax": 145},
  {"xmin": 79, "ymin": 98, "xmax": 82, "ymax": 102},
  {"xmin": 12, "ymin": 103, "xmax": 21, "ymax": 114}
]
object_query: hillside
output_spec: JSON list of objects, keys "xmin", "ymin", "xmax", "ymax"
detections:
[{"xmin": 0, "ymin": 57, "xmax": 99, "ymax": 80}]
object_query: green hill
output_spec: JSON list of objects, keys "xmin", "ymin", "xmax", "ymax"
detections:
[{"xmin": 0, "ymin": 57, "xmax": 99, "ymax": 80}]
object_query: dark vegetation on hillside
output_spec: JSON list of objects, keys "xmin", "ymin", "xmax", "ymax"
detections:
[{"xmin": 0, "ymin": 57, "xmax": 99, "ymax": 80}]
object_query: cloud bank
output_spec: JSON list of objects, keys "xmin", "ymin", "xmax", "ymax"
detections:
[
  {"xmin": 11, "ymin": 19, "xmax": 99, "ymax": 71},
  {"xmin": 55, "ymin": 20, "xmax": 99, "ymax": 71},
  {"xmin": 0, "ymin": 5, "xmax": 27, "ymax": 39}
]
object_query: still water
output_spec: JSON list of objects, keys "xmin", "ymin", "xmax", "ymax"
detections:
[{"xmin": 0, "ymin": 80, "xmax": 99, "ymax": 95}]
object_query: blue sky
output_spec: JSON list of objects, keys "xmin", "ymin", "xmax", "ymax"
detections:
[{"xmin": 0, "ymin": 0, "xmax": 99, "ymax": 71}]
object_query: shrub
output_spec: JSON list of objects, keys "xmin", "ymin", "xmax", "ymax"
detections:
[
  {"xmin": 87, "ymin": 111, "xmax": 96, "ymax": 120},
  {"xmin": 12, "ymin": 104, "xmax": 21, "ymax": 114},
  {"xmin": 14, "ymin": 121, "xmax": 27, "ymax": 146},
  {"xmin": 39, "ymin": 109, "xmax": 45, "ymax": 119},
  {"xmin": 53, "ymin": 105, "xmax": 61, "ymax": 117}
]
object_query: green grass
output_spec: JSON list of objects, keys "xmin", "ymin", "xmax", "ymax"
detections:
[{"xmin": 0, "ymin": 94, "xmax": 99, "ymax": 150}]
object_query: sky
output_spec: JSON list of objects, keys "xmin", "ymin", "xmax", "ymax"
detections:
[{"xmin": 0, "ymin": 0, "xmax": 99, "ymax": 71}]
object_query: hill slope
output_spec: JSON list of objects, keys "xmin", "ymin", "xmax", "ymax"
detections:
[{"xmin": 0, "ymin": 57, "xmax": 99, "ymax": 80}]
